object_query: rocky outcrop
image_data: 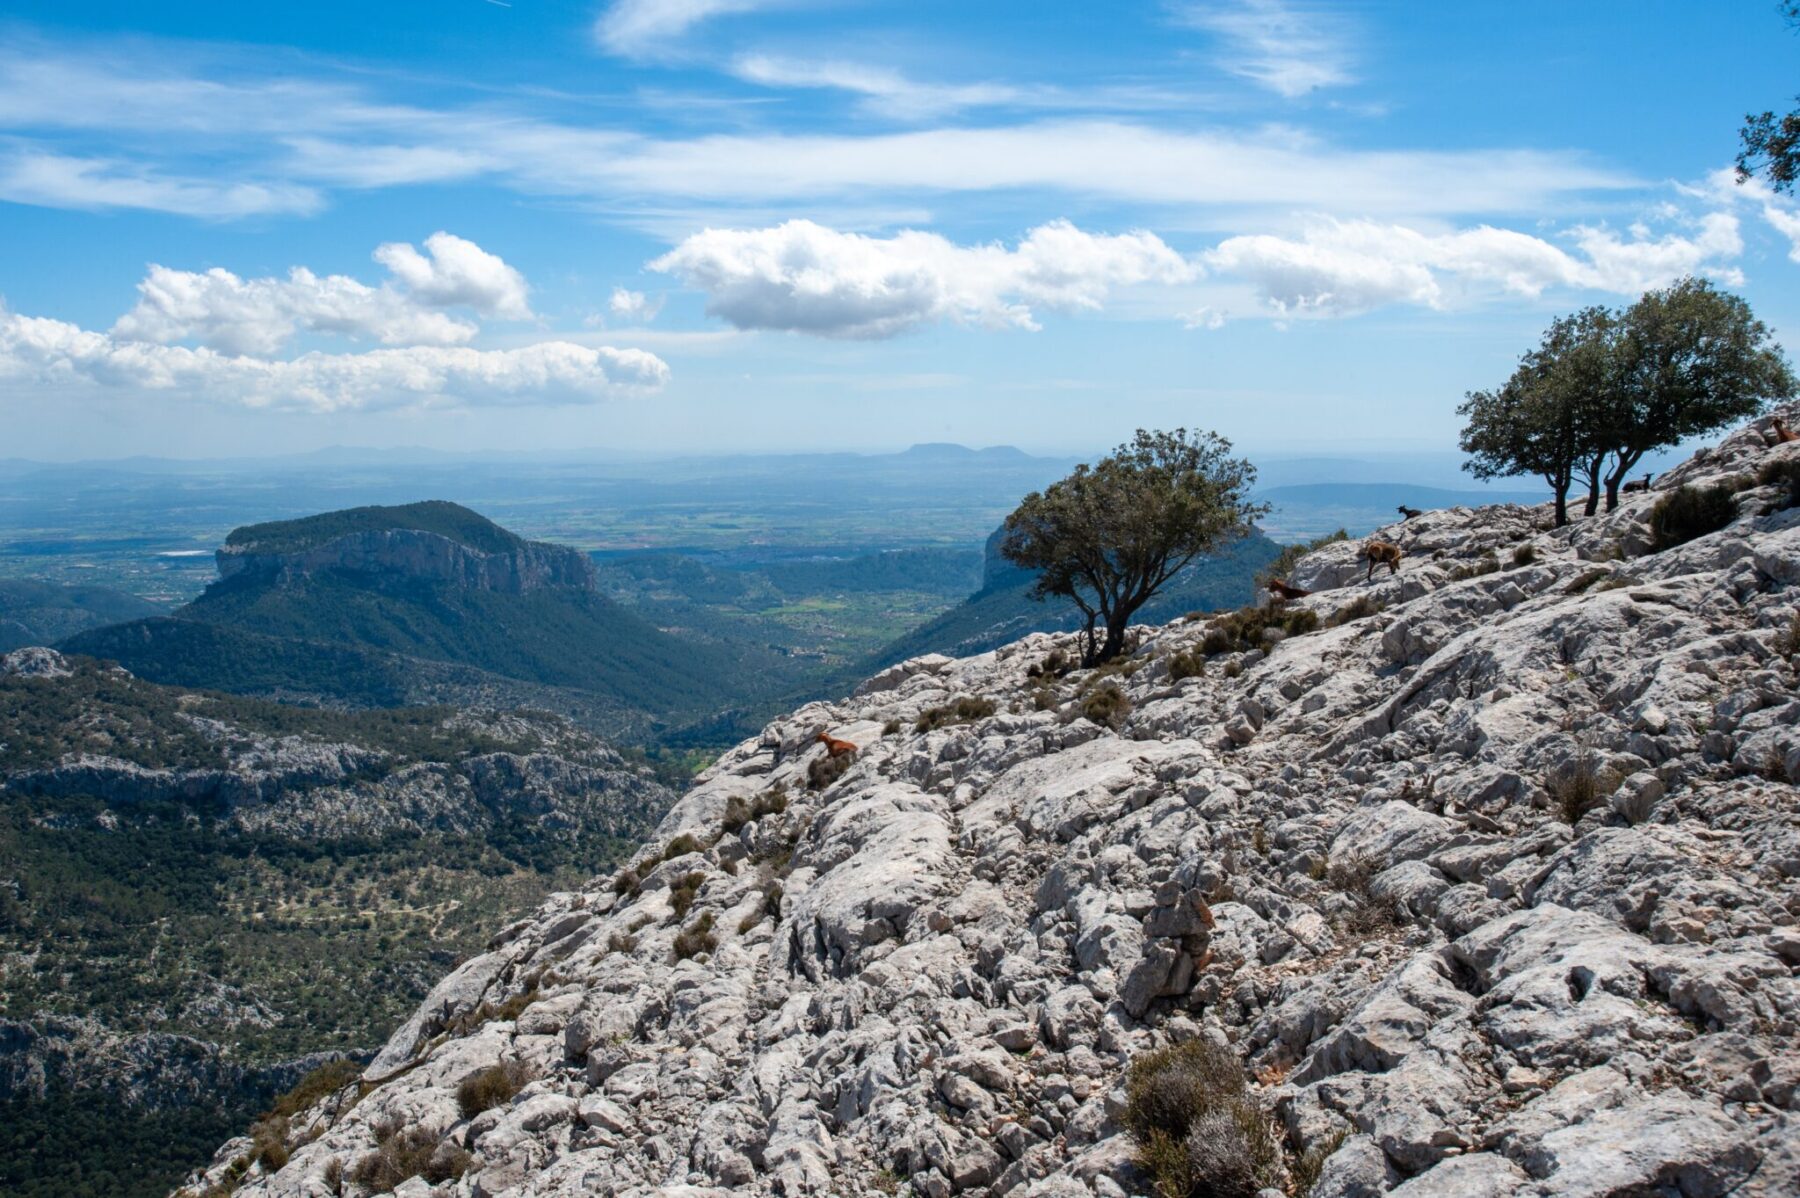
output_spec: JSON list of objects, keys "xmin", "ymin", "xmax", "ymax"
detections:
[
  {"xmin": 192, "ymin": 413, "xmax": 1800, "ymax": 1198},
  {"xmin": 217, "ymin": 529, "xmax": 596, "ymax": 594}
]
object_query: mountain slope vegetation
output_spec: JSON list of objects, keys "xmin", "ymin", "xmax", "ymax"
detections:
[{"xmin": 0, "ymin": 649, "xmax": 672, "ymax": 1198}]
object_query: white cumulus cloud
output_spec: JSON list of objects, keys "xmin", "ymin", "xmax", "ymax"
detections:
[
  {"xmin": 649, "ymin": 218, "xmax": 1197, "ymax": 338},
  {"xmin": 373, "ymin": 232, "xmax": 532, "ymax": 319},
  {"xmin": 109, "ymin": 233, "xmax": 533, "ymax": 356},
  {"xmin": 1204, "ymin": 215, "xmax": 1744, "ymax": 316},
  {"xmin": 608, "ymin": 287, "xmax": 664, "ymax": 323},
  {"xmin": 0, "ymin": 305, "xmax": 668, "ymax": 412}
]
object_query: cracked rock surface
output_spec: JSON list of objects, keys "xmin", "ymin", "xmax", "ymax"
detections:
[{"xmin": 194, "ymin": 413, "xmax": 1800, "ymax": 1198}]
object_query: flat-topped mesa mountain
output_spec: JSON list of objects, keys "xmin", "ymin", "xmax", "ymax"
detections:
[
  {"xmin": 190, "ymin": 413, "xmax": 1800, "ymax": 1198},
  {"xmin": 216, "ymin": 502, "xmax": 597, "ymax": 595},
  {"xmin": 61, "ymin": 502, "xmax": 793, "ymax": 740},
  {"xmin": 0, "ymin": 648, "xmax": 673, "ymax": 1198}
]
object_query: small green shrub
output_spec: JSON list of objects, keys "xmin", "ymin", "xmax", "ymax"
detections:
[
  {"xmin": 455, "ymin": 1062, "xmax": 531, "ymax": 1120},
  {"xmin": 660, "ymin": 833, "xmax": 704, "ymax": 862},
  {"xmin": 612, "ymin": 868, "xmax": 641, "ymax": 897},
  {"xmin": 669, "ymin": 871, "xmax": 706, "ymax": 919},
  {"xmin": 1027, "ymin": 648, "xmax": 1073, "ymax": 679},
  {"xmin": 267, "ymin": 1058, "xmax": 360, "ymax": 1121},
  {"xmin": 1124, "ymin": 1039, "xmax": 1281, "ymax": 1198},
  {"xmin": 1201, "ymin": 604, "xmax": 1320, "ymax": 655},
  {"xmin": 1776, "ymin": 610, "xmax": 1800, "ymax": 661},
  {"xmin": 1168, "ymin": 647, "xmax": 1207, "ymax": 681},
  {"xmin": 807, "ymin": 750, "xmax": 853, "ymax": 790},
  {"xmin": 1758, "ymin": 457, "xmax": 1800, "ymax": 509},
  {"xmin": 1448, "ymin": 553, "xmax": 1502, "ymax": 581},
  {"xmin": 1648, "ymin": 484, "xmax": 1737, "ymax": 551},
  {"xmin": 720, "ymin": 787, "xmax": 788, "ymax": 834},
  {"xmin": 1548, "ymin": 744, "xmax": 1617, "ymax": 824},
  {"xmin": 1290, "ymin": 1129, "xmax": 1349, "ymax": 1196},
  {"xmin": 1512, "ymin": 543, "xmax": 1537, "ymax": 568},
  {"xmin": 673, "ymin": 911, "xmax": 718, "ymax": 961},
  {"xmin": 1327, "ymin": 594, "xmax": 1383, "ymax": 627},
  {"xmin": 915, "ymin": 695, "xmax": 999, "ymax": 733},
  {"xmin": 1078, "ymin": 683, "xmax": 1132, "ymax": 730},
  {"xmin": 350, "ymin": 1117, "xmax": 469, "ymax": 1193},
  {"xmin": 882, "ymin": 719, "xmax": 901, "ymax": 735}
]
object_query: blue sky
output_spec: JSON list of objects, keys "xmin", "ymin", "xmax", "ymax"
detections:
[{"xmin": 1, "ymin": 0, "xmax": 1797, "ymax": 461}]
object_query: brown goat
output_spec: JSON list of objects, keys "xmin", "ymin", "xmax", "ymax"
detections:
[
  {"xmin": 1362, "ymin": 540, "xmax": 1404, "ymax": 581},
  {"xmin": 1266, "ymin": 577, "xmax": 1311, "ymax": 605},
  {"xmin": 815, "ymin": 731, "xmax": 858, "ymax": 758},
  {"xmin": 1774, "ymin": 416, "xmax": 1799, "ymax": 444}
]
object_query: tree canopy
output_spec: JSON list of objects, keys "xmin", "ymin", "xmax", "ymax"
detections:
[
  {"xmin": 1460, "ymin": 279, "xmax": 1794, "ymax": 525},
  {"xmin": 999, "ymin": 429, "xmax": 1266, "ymax": 665},
  {"xmin": 1737, "ymin": 1, "xmax": 1800, "ymax": 193}
]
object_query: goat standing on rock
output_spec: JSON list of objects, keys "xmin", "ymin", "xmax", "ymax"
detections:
[
  {"xmin": 1363, "ymin": 540, "xmax": 1404, "ymax": 582},
  {"xmin": 815, "ymin": 731, "xmax": 858, "ymax": 758},
  {"xmin": 1621, "ymin": 474, "xmax": 1654, "ymax": 494},
  {"xmin": 1774, "ymin": 416, "xmax": 1799, "ymax": 444},
  {"xmin": 1397, "ymin": 505, "xmax": 1424, "ymax": 520}
]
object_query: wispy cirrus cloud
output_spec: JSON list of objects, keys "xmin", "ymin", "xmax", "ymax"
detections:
[
  {"xmin": 594, "ymin": 0, "xmax": 768, "ymax": 57},
  {"xmin": 1172, "ymin": 0, "xmax": 1356, "ymax": 98},
  {"xmin": 0, "ymin": 45, "xmax": 1633, "ymax": 222}
]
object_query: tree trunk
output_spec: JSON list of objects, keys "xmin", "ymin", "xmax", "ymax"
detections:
[
  {"xmin": 1553, "ymin": 486, "xmax": 1569, "ymax": 528},
  {"xmin": 1582, "ymin": 477, "xmax": 1601, "ymax": 517},
  {"xmin": 1096, "ymin": 617, "xmax": 1129, "ymax": 665},
  {"xmin": 1079, "ymin": 612, "xmax": 1099, "ymax": 667},
  {"xmin": 1604, "ymin": 449, "xmax": 1644, "ymax": 513}
]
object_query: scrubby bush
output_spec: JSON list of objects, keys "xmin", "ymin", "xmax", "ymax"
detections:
[
  {"xmin": 1648, "ymin": 484, "xmax": 1738, "ymax": 551},
  {"xmin": 1201, "ymin": 605, "xmax": 1320, "ymax": 655},
  {"xmin": 1547, "ymin": 744, "xmax": 1617, "ymax": 824},
  {"xmin": 669, "ymin": 872, "xmax": 706, "ymax": 919},
  {"xmin": 1448, "ymin": 553, "xmax": 1502, "ymax": 581},
  {"xmin": 1124, "ymin": 1039, "xmax": 1281, "ymax": 1198},
  {"xmin": 1168, "ymin": 648, "xmax": 1206, "ymax": 681},
  {"xmin": 351, "ymin": 1117, "xmax": 470, "ymax": 1192},
  {"xmin": 915, "ymin": 696, "xmax": 998, "ymax": 733},
  {"xmin": 612, "ymin": 867, "xmax": 641, "ymax": 898},
  {"xmin": 673, "ymin": 911, "xmax": 718, "ymax": 961},
  {"xmin": 1327, "ymin": 594, "xmax": 1384, "ymax": 627},
  {"xmin": 1077, "ymin": 683, "xmax": 1132, "ymax": 730},
  {"xmin": 1758, "ymin": 456, "xmax": 1800, "ymax": 508},
  {"xmin": 720, "ymin": 787, "xmax": 788, "ymax": 834},
  {"xmin": 660, "ymin": 833, "xmax": 704, "ymax": 862},
  {"xmin": 1026, "ymin": 648, "xmax": 1073, "ymax": 679},
  {"xmin": 1512, "ymin": 543, "xmax": 1537, "ymax": 567},
  {"xmin": 1325, "ymin": 853, "xmax": 1402, "ymax": 935},
  {"xmin": 608, "ymin": 932, "xmax": 637, "ymax": 954},
  {"xmin": 455, "ymin": 1062, "xmax": 531, "ymax": 1120},
  {"xmin": 807, "ymin": 750, "xmax": 852, "ymax": 791}
]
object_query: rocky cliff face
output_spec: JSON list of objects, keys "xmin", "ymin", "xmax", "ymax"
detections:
[
  {"xmin": 216, "ymin": 529, "xmax": 596, "ymax": 595},
  {"xmin": 193, "ymin": 414, "xmax": 1800, "ymax": 1198}
]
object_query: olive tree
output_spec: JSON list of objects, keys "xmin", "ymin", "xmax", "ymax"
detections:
[
  {"xmin": 999, "ymin": 429, "xmax": 1266, "ymax": 667},
  {"xmin": 1737, "ymin": 1, "xmax": 1800, "ymax": 193},
  {"xmin": 1459, "ymin": 307, "xmax": 1613, "ymax": 527},
  {"xmin": 1597, "ymin": 278, "xmax": 1796, "ymax": 509},
  {"xmin": 1460, "ymin": 280, "xmax": 1794, "ymax": 520}
]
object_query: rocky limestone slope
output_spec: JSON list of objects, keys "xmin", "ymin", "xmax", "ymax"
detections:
[{"xmin": 197, "ymin": 414, "xmax": 1800, "ymax": 1198}]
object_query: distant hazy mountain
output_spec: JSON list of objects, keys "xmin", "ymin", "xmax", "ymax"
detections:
[
  {"xmin": 0, "ymin": 580, "xmax": 163, "ymax": 651},
  {"xmin": 61, "ymin": 502, "xmax": 803, "ymax": 739}
]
